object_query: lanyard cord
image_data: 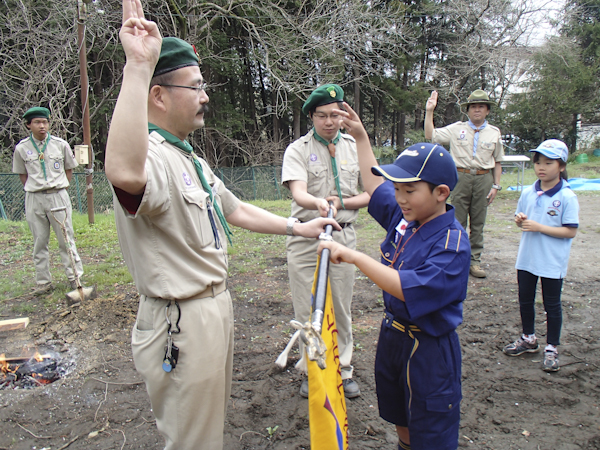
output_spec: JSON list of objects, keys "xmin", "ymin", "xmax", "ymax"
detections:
[
  {"xmin": 380, "ymin": 222, "xmax": 424, "ymax": 267},
  {"xmin": 29, "ymin": 134, "xmax": 51, "ymax": 180},
  {"xmin": 312, "ymin": 129, "xmax": 346, "ymax": 210}
]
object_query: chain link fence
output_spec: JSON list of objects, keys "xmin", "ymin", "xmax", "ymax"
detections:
[{"xmin": 0, "ymin": 166, "xmax": 293, "ymax": 221}]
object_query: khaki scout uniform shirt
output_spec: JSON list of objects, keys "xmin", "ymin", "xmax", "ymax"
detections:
[
  {"xmin": 113, "ymin": 131, "xmax": 240, "ymax": 300},
  {"xmin": 12, "ymin": 135, "xmax": 78, "ymax": 191},
  {"xmin": 281, "ymin": 129, "xmax": 363, "ymax": 223},
  {"xmin": 431, "ymin": 122, "xmax": 504, "ymax": 169}
]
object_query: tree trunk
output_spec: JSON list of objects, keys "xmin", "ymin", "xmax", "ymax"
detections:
[
  {"xmin": 398, "ymin": 113, "xmax": 405, "ymax": 150},
  {"xmin": 293, "ymin": 98, "xmax": 301, "ymax": 140},
  {"xmin": 353, "ymin": 68, "xmax": 360, "ymax": 118}
]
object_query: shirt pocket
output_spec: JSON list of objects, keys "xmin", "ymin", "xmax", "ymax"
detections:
[
  {"xmin": 307, "ymin": 163, "xmax": 328, "ymax": 196},
  {"xmin": 339, "ymin": 163, "xmax": 359, "ymax": 195},
  {"xmin": 23, "ymin": 150, "xmax": 43, "ymax": 176},
  {"xmin": 479, "ymin": 141, "xmax": 495, "ymax": 155},
  {"xmin": 46, "ymin": 148, "xmax": 65, "ymax": 174},
  {"xmin": 181, "ymin": 189, "xmax": 214, "ymax": 248}
]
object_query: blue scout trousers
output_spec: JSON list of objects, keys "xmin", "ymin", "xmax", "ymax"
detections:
[{"xmin": 375, "ymin": 312, "xmax": 461, "ymax": 450}]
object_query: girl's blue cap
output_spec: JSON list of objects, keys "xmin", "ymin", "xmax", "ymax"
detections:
[
  {"xmin": 371, "ymin": 143, "xmax": 458, "ymax": 190},
  {"xmin": 530, "ymin": 139, "xmax": 568, "ymax": 162}
]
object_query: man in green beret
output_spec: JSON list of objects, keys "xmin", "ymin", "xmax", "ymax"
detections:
[
  {"xmin": 424, "ymin": 90, "xmax": 505, "ymax": 278},
  {"xmin": 104, "ymin": 1, "xmax": 339, "ymax": 449},
  {"xmin": 12, "ymin": 106, "xmax": 83, "ymax": 295},
  {"xmin": 282, "ymin": 84, "xmax": 370, "ymax": 398}
]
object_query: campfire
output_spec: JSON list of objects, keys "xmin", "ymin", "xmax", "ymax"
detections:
[{"xmin": 0, "ymin": 351, "xmax": 63, "ymax": 389}]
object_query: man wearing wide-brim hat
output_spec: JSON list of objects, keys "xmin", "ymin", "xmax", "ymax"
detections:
[
  {"xmin": 12, "ymin": 106, "xmax": 83, "ymax": 295},
  {"xmin": 424, "ymin": 89, "xmax": 505, "ymax": 278},
  {"xmin": 281, "ymin": 84, "xmax": 370, "ymax": 399}
]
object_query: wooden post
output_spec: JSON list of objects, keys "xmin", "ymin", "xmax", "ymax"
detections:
[{"xmin": 77, "ymin": 0, "xmax": 95, "ymax": 224}]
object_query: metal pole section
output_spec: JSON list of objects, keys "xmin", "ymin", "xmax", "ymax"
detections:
[
  {"xmin": 77, "ymin": 0, "xmax": 94, "ymax": 224},
  {"xmin": 310, "ymin": 203, "xmax": 335, "ymax": 332}
]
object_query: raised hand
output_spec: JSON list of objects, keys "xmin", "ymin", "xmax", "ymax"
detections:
[
  {"xmin": 333, "ymin": 102, "xmax": 367, "ymax": 140},
  {"xmin": 426, "ymin": 91, "xmax": 438, "ymax": 112},
  {"xmin": 120, "ymin": 0, "xmax": 162, "ymax": 69}
]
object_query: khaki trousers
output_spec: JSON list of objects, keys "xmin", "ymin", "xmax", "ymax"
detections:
[
  {"xmin": 450, "ymin": 171, "xmax": 493, "ymax": 264},
  {"xmin": 132, "ymin": 290, "xmax": 234, "ymax": 450},
  {"xmin": 286, "ymin": 225, "xmax": 356, "ymax": 379},
  {"xmin": 25, "ymin": 189, "xmax": 83, "ymax": 285}
]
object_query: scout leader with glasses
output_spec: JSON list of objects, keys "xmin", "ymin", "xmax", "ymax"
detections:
[{"xmin": 105, "ymin": 1, "xmax": 339, "ymax": 449}]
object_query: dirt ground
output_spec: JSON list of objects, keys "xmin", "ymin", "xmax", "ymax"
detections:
[{"xmin": 1, "ymin": 194, "xmax": 599, "ymax": 450}]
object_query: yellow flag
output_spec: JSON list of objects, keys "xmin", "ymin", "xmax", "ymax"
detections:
[{"xmin": 307, "ymin": 264, "xmax": 349, "ymax": 450}]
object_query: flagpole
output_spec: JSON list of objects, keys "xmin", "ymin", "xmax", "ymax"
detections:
[{"xmin": 311, "ymin": 202, "xmax": 334, "ymax": 333}]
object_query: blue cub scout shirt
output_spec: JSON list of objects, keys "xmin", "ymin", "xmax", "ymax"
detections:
[{"xmin": 368, "ymin": 181, "xmax": 471, "ymax": 336}]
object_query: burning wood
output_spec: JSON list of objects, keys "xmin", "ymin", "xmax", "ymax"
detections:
[{"xmin": 0, "ymin": 351, "xmax": 62, "ymax": 389}]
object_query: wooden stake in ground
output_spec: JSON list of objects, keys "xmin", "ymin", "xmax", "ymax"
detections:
[{"xmin": 0, "ymin": 317, "xmax": 29, "ymax": 332}]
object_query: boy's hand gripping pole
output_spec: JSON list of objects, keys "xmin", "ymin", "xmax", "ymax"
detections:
[{"xmin": 274, "ymin": 202, "xmax": 334, "ymax": 370}]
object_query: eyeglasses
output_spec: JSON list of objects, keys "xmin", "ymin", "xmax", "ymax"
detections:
[
  {"xmin": 312, "ymin": 113, "xmax": 341, "ymax": 121},
  {"xmin": 158, "ymin": 83, "xmax": 208, "ymax": 93}
]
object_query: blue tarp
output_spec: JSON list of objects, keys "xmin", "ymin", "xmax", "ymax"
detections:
[{"xmin": 508, "ymin": 178, "xmax": 600, "ymax": 191}]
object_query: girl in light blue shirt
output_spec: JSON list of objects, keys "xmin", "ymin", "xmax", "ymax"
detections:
[{"xmin": 503, "ymin": 140, "xmax": 579, "ymax": 372}]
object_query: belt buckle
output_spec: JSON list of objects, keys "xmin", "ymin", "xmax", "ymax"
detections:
[{"xmin": 469, "ymin": 168, "xmax": 477, "ymax": 175}]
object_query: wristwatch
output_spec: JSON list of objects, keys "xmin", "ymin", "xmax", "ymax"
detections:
[
  {"xmin": 286, "ymin": 217, "xmax": 300, "ymax": 236},
  {"xmin": 492, "ymin": 184, "xmax": 502, "ymax": 191}
]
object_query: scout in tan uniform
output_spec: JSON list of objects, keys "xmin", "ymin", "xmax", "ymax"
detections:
[
  {"xmin": 282, "ymin": 84, "xmax": 370, "ymax": 398},
  {"xmin": 105, "ymin": 3, "xmax": 339, "ymax": 449},
  {"xmin": 425, "ymin": 90, "xmax": 504, "ymax": 278},
  {"xmin": 12, "ymin": 107, "xmax": 83, "ymax": 294}
]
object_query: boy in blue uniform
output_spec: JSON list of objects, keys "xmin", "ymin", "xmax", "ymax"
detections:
[{"xmin": 318, "ymin": 103, "xmax": 470, "ymax": 450}]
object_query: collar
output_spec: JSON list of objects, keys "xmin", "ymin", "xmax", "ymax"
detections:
[
  {"xmin": 404, "ymin": 204, "xmax": 456, "ymax": 241},
  {"xmin": 148, "ymin": 123, "xmax": 193, "ymax": 153},
  {"xmin": 467, "ymin": 120, "xmax": 487, "ymax": 131},
  {"xmin": 312, "ymin": 128, "xmax": 341, "ymax": 147},
  {"xmin": 534, "ymin": 179, "xmax": 564, "ymax": 197}
]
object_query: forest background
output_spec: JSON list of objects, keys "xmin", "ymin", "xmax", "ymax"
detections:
[{"xmin": 1, "ymin": 0, "xmax": 599, "ymax": 172}]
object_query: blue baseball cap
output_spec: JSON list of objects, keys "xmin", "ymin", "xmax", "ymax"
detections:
[
  {"xmin": 530, "ymin": 139, "xmax": 568, "ymax": 162},
  {"xmin": 371, "ymin": 143, "xmax": 458, "ymax": 190}
]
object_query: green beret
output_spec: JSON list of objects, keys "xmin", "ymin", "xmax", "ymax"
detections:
[
  {"xmin": 153, "ymin": 37, "xmax": 200, "ymax": 78},
  {"xmin": 23, "ymin": 107, "xmax": 50, "ymax": 122},
  {"xmin": 302, "ymin": 84, "xmax": 344, "ymax": 115}
]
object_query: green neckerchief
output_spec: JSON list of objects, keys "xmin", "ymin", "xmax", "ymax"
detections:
[
  {"xmin": 312, "ymin": 128, "xmax": 345, "ymax": 210},
  {"xmin": 148, "ymin": 123, "xmax": 233, "ymax": 246},
  {"xmin": 29, "ymin": 134, "xmax": 51, "ymax": 180}
]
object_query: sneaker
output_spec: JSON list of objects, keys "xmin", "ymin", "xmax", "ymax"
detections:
[
  {"xmin": 33, "ymin": 282, "xmax": 54, "ymax": 296},
  {"xmin": 543, "ymin": 350, "xmax": 560, "ymax": 372},
  {"xmin": 299, "ymin": 379, "xmax": 309, "ymax": 398},
  {"xmin": 469, "ymin": 265, "xmax": 487, "ymax": 278},
  {"xmin": 503, "ymin": 337, "xmax": 540, "ymax": 356},
  {"xmin": 343, "ymin": 378, "xmax": 361, "ymax": 398}
]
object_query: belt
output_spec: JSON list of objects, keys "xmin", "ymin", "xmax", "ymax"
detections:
[
  {"xmin": 196, "ymin": 281, "xmax": 227, "ymax": 299},
  {"xmin": 456, "ymin": 167, "xmax": 489, "ymax": 175},
  {"xmin": 36, "ymin": 188, "xmax": 65, "ymax": 194},
  {"xmin": 170, "ymin": 281, "xmax": 227, "ymax": 302},
  {"xmin": 384, "ymin": 311, "xmax": 421, "ymax": 334}
]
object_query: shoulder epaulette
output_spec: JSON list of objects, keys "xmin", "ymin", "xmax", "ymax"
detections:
[
  {"xmin": 443, "ymin": 229, "xmax": 463, "ymax": 253},
  {"xmin": 339, "ymin": 132, "xmax": 356, "ymax": 143}
]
